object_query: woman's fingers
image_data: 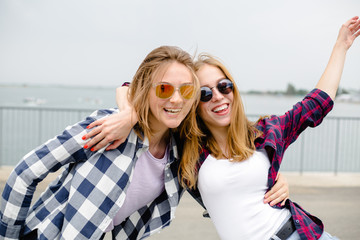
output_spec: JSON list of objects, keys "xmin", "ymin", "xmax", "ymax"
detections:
[
  {"xmin": 342, "ymin": 16, "xmax": 360, "ymax": 43},
  {"xmin": 88, "ymin": 137, "xmax": 126, "ymax": 152},
  {"xmin": 105, "ymin": 139, "xmax": 124, "ymax": 151},
  {"xmin": 264, "ymin": 183, "xmax": 280, "ymax": 200},
  {"xmin": 264, "ymin": 172, "xmax": 289, "ymax": 206},
  {"xmin": 271, "ymin": 191, "xmax": 288, "ymax": 206},
  {"xmin": 264, "ymin": 186, "xmax": 282, "ymax": 203},
  {"xmin": 91, "ymin": 138, "xmax": 108, "ymax": 151},
  {"xmin": 83, "ymin": 125, "xmax": 102, "ymax": 140},
  {"xmin": 87, "ymin": 118, "xmax": 105, "ymax": 130},
  {"xmin": 86, "ymin": 131, "xmax": 122, "ymax": 151},
  {"xmin": 270, "ymin": 193, "xmax": 288, "ymax": 206},
  {"xmin": 349, "ymin": 18, "xmax": 360, "ymax": 32},
  {"xmin": 345, "ymin": 16, "xmax": 359, "ymax": 27},
  {"xmin": 354, "ymin": 29, "xmax": 360, "ymax": 39},
  {"xmin": 84, "ymin": 132, "xmax": 105, "ymax": 150},
  {"xmin": 351, "ymin": 21, "xmax": 360, "ymax": 38},
  {"xmin": 82, "ymin": 111, "xmax": 135, "ymax": 152},
  {"xmin": 264, "ymin": 187, "xmax": 289, "ymax": 206}
]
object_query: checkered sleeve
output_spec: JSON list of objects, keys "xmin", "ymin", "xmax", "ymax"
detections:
[
  {"xmin": 279, "ymin": 88, "xmax": 333, "ymax": 150},
  {"xmin": 0, "ymin": 109, "xmax": 117, "ymax": 239},
  {"xmin": 256, "ymin": 89, "xmax": 333, "ymax": 189}
]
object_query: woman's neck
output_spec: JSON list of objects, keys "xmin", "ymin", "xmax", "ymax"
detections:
[
  {"xmin": 148, "ymin": 128, "xmax": 170, "ymax": 159},
  {"xmin": 208, "ymin": 126, "xmax": 229, "ymax": 158}
]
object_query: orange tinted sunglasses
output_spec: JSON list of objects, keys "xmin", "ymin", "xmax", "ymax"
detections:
[{"xmin": 153, "ymin": 82, "xmax": 195, "ymax": 100}]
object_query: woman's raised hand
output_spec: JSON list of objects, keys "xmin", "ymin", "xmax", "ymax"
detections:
[
  {"xmin": 336, "ymin": 16, "xmax": 360, "ymax": 50},
  {"xmin": 315, "ymin": 16, "xmax": 359, "ymax": 100}
]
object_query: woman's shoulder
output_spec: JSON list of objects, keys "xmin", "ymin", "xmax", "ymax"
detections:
[{"xmin": 89, "ymin": 108, "xmax": 119, "ymax": 118}]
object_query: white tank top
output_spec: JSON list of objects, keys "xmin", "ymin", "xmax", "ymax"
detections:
[
  {"xmin": 105, "ymin": 146, "xmax": 168, "ymax": 232},
  {"xmin": 197, "ymin": 150, "xmax": 290, "ymax": 240}
]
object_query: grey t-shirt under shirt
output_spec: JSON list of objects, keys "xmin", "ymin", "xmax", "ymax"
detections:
[{"xmin": 105, "ymin": 146, "xmax": 168, "ymax": 232}]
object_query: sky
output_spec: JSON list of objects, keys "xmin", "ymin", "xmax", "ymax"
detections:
[{"xmin": 0, "ymin": 0, "xmax": 359, "ymax": 92}]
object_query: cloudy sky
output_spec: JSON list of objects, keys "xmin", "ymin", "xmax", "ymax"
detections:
[{"xmin": 0, "ymin": 0, "xmax": 359, "ymax": 91}]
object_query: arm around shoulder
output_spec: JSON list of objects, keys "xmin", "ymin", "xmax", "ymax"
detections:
[{"xmin": 82, "ymin": 85, "xmax": 138, "ymax": 151}]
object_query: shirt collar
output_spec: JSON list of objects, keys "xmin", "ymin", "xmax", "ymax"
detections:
[{"xmin": 133, "ymin": 129, "xmax": 179, "ymax": 164}]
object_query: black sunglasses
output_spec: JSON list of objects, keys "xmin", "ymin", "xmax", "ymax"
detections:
[{"xmin": 200, "ymin": 79, "xmax": 233, "ymax": 102}]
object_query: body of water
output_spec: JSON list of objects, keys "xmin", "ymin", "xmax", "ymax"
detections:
[
  {"xmin": 0, "ymin": 85, "xmax": 116, "ymax": 110},
  {"xmin": 0, "ymin": 85, "xmax": 359, "ymax": 117}
]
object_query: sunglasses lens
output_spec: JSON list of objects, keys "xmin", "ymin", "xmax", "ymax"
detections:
[
  {"xmin": 200, "ymin": 87, "xmax": 212, "ymax": 102},
  {"xmin": 200, "ymin": 79, "xmax": 233, "ymax": 102},
  {"xmin": 217, "ymin": 79, "xmax": 233, "ymax": 94},
  {"xmin": 179, "ymin": 84, "xmax": 195, "ymax": 99},
  {"xmin": 155, "ymin": 84, "xmax": 174, "ymax": 99}
]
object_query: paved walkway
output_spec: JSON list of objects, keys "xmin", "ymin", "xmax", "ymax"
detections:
[
  {"xmin": 1, "ymin": 168, "xmax": 359, "ymax": 240},
  {"xmin": 147, "ymin": 173, "xmax": 360, "ymax": 240}
]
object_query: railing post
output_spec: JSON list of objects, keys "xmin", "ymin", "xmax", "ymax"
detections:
[
  {"xmin": 0, "ymin": 107, "xmax": 3, "ymax": 167},
  {"xmin": 299, "ymin": 133, "xmax": 305, "ymax": 175},
  {"xmin": 38, "ymin": 109, "xmax": 43, "ymax": 145},
  {"xmin": 334, "ymin": 118, "xmax": 340, "ymax": 176}
]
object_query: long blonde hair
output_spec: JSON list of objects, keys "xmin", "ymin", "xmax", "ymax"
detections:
[
  {"xmin": 128, "ymin": 46, "xmax": 202, "ymax": 153},
  {"xmin": 179, "ymin": 54, "xmax": 262, "ymax": 189}
]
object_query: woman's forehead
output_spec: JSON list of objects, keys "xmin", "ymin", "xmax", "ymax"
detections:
[
  {"xmin": 197, "ymin": 64, "xmax": 225, "ymax": 85},
  {"xmin": 153, "ymin": 61, "xmax": 193, "ymax": 84}
]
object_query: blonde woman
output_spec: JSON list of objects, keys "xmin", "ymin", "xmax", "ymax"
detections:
[
  {"xmin": 181, "ymin": 16, "xmax": 359, "ymax": 239},
  {"xmin": 1, "ymin": 46, "xmax": 201, "ymax": 239}
]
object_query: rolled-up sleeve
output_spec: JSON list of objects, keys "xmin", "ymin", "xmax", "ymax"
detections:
[{"xmin": 280, "ymin": 88, "xmax": 333, "ymax": 149}]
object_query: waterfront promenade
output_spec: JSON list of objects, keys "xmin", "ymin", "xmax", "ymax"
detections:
[{"xmin": 0, "ymin": 168, "xmax": 359, "ymax": 240}]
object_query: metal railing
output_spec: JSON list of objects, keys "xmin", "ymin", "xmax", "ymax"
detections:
[
  {"xmin": 0, "ymin": 106, "xmax": 359, "ymax": 173},
  {"xmin": 0, "ymin": 106, "xmax": 94, "ymax": 166},
  {"xmin": 246, "ymin": 114, "xmax": 360, "ymax": 173}
]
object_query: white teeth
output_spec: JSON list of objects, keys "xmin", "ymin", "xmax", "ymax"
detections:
[
  {"xmin": 213, "ymin": 104, "xmax": 228, "ymax": 113},
  {"xmin": 165, "ymin": 108, "xmax": 181, "ymax": 113}
]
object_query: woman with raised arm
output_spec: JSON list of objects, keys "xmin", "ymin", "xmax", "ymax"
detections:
[{"xmin": 181, "ymin": 16, "xmax": 359, "ymax": 240}]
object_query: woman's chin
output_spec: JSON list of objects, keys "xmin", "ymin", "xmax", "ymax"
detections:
[{"xmin": 164, "ymin": 120, "xmax": 183, "ymax": 129}]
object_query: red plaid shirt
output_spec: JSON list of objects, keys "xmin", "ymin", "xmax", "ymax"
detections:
[{"xmin": 189, "ymin": 89, "xmax": 333, "ymax": 240}]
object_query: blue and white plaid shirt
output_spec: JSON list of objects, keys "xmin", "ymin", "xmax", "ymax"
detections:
[{"xmin": 0, "ymin": 109, "xmax": 184, "ymax": 240}]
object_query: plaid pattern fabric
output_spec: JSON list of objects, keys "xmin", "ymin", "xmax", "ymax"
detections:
[
  {"xmin": 189, "ymin": 89, "xmax": 333, "ymax": 240},
  {"xmin": 0, "ymin": 109, "xmax": 183, "ymax": 240}
]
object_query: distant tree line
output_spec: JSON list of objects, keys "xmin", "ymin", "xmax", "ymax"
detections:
[
  {"xmin": 246, "ymin": 83, "xmax": 352, "ymax": 96},
  {"xmin": 284, "ymin": 83, "xmax": 308, "ymax": 96}
]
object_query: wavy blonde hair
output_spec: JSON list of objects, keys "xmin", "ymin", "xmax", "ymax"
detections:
[
  {"xmin": 179, "ymin": 54, "xmax": 262, "ymax": 189},
  {"xmin": 128, "ymin": 46, "xmax": 202, "ymax": 154}
]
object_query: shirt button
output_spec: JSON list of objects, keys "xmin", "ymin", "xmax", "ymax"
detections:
[
  {"xmin": 169, "ymin": 194, "xmax": 173, "ymax": 197},
  {"xmin": 295, "ymin": 220, "xmax": 300, "ymax": 224},
  {"xmin": 167, "ymin": 173, "xmax": 170, "ymax": 177}
]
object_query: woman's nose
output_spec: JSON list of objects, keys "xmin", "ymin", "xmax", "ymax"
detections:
[
  {"xmin": 170, "ymin": 89, "xmax": 183, "ymax": 103},
  {"xmin": 211, "ymin": 88, "xmax": 224, "ymax": 102}
]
